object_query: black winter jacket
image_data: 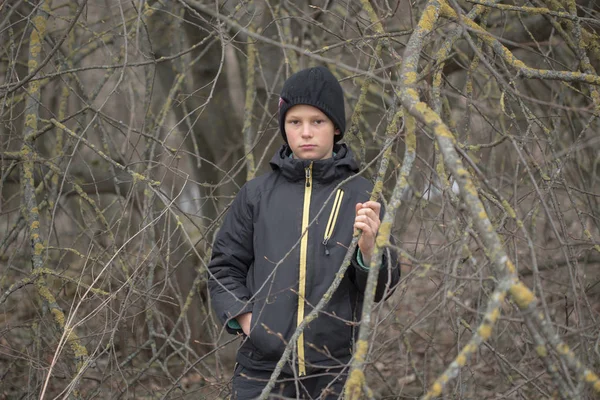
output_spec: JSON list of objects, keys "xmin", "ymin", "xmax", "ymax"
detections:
[{"xmin": 208, "ymin": 144, "xmax": 400, "ymax": 375}]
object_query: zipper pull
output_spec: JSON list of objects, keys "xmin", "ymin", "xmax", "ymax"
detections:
[
  {"xmin": 305, "ymin": 164, "xmax": 312, "ymax": 187},
  {"xmin": 322, "ymin": 239, "xmax": 330, "ymax": 256}
]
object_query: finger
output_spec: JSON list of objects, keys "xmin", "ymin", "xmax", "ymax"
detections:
[
  {"xmin": 355, "ymin": 214, "xmax": 376, "ymax": 228},
  {"xmin": 355, "ymin": 203, "xmax": 363, "ymax": 214},
  {"xmin": 357, "ymin": 207, "xmax": 379, "ymax": 220},
  {"xmin": 362, "ymin": 201, "xmax": 381, "ymax": 215},
  {"xmin": 356, "ymin": 214, "xmax": 380, "ymax": 232},
  {"xmin": 357, "ymin": 212, "xmax": 381, "ymax": 232},
  {"xmin": 356, "ymin": 222, "xmax": 376, "ymax": 251},
  {"xmin": 357, "ymin": 203, "xmax": 380, "ymax": 219},
  {"xmin": 354, "ymin": 221, "xmax": 374, "ymax": 237}
]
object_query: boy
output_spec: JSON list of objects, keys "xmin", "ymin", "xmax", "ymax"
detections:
[{"xmin": 208, "ymin": 66, "xmax": 400, "ymax": 399}]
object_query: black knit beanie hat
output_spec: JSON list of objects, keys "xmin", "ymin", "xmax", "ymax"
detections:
[{"xmin": 278, "ymin": 66, "xmax": 346, "ymax": 143}]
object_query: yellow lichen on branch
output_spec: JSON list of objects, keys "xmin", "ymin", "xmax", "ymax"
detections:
[
  {"xmin": 396, "ymin": 1, "xmax": 590, "ymax": 397},
  {"xmin": 345, "ymin": 340, "xmax": 369, "ymax": 399},
  {"xmin": 509, "ymin": 281, "xmax": 535, "ymax": 309},
  {"xmin": 584, "ymin": 370, "xmax": 600, "ymax": 392},
  {"xmin": 19, "ymin": 0, "xmax": 88, "ymax": 383},
  {"xmin": 419, "ymin": 3, "xmax": 439, "ymax": 32},
  {"xmin": 243, "ymin": 24, "xmax": 257, "ymax": 180},
  {"xmin": 440, "ymin": 1, "xmax": 600, "ymax": 86},
  {"xmin": 29, "ymin": 15, "xmax": 47, "ymax": 58},
  {"xmin": 477, "ymin": 323, "xmax": 492, "ymax": 340}
]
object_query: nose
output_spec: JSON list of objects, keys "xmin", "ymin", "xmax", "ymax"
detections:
[{"xmin": 301, "ymin": 123, "xmax": 312, "ymax": 138}]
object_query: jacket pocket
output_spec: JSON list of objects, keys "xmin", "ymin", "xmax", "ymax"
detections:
[
  {"xmin": 322, "ymin": 189, "xmax": 344, "ymax": 256},
  {"xmin": 248, "ymin": 300, "xmax": 289, "ymax": 361},
  {"xmin": 247, "ymin": 302, "xmax": 266, "ymax": 356}
]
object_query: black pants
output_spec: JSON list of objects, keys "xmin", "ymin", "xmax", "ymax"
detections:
[{"xmin": 232, "ymin": 363, "xmax": 347, "ymax": 399}]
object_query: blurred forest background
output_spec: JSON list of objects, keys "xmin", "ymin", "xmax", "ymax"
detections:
[{"xmin": 1, "ymin": 0, "xmax": 600, "ymax": 398}]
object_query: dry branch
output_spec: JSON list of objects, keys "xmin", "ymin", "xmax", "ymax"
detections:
[{"xmin": 400, "ymin": 0, "xmax": 600, "ymax": 397}]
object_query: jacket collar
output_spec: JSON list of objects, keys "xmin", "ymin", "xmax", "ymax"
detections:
[{"xmin": 269, "ymin": 143, "xmax": 359, "ymax": 183}]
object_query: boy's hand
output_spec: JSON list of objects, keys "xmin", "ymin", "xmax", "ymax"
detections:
[
  {"xmin": 237, "ymin": 312, "xmax": 252, "ymax": 336},
  {"xmin": 354, "ymin": 201, "xmax": 381, "ymax": 266}
]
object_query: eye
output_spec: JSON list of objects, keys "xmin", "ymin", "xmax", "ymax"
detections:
[
  {"xmin": 314, "ymin": 119, "xmax": 325, "ymax": 125},
  {"xmin": 287, "ymin": 119, "xmax": 300, "ymax": 125}
]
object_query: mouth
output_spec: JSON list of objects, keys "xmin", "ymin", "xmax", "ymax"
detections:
[{"xmin": 300, "ymin": 145, "xmax": 316, "ymax": 149}]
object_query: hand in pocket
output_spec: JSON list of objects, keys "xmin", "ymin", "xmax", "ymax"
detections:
[{"xmin": 237, "ymin": 312, "xmax": 252, "ymax": 336}]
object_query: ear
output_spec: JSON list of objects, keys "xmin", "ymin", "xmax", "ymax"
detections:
[{"xmin": 334, "ymin": 129, "xmax": 341, "ymax": 136}]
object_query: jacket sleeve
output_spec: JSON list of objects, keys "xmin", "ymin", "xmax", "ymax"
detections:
[
  {"xmin": 207, "ymin": 184, "xmax": 254, "ymax": 334},
  {"xmin": 350, "ymin": 243, "xmax": 400, "ymax": 302},
  {"xmin": 349, "ymin": 201, "xmax": 400, "ymax": 302}
]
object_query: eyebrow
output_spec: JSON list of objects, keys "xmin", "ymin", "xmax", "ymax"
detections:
[{"xmin": 286, "ymin": 114, "xmax": 326, "ymax": 119}]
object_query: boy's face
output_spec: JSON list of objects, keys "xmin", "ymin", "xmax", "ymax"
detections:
[{"xmin": 284, "ymin": 104, "xmax": 340, "ymax": 160}]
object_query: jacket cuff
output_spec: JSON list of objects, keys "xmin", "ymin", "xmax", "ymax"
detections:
[
  {"xmin": 227, "ymin": 319, "xmax": 242, "ymax": 331},
  {"xmin": 224, "ymin": 302, "xmax": 252, "ymax": 335},
  {"xmin": 356, "ymin": 249, "xmax": 384, "ymax": 270}
]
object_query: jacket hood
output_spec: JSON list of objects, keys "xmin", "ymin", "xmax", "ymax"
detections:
[{"xmin": 269, "ymin": 143, "xmax": 359, "ymax": 183}]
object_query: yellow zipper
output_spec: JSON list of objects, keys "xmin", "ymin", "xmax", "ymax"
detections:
[
  {"xmin": 297, "ymin": 162, "xmax": 312, "ymax": 376},
  {"xmin": 322, "ymin": 189, "xmax": 344, "ymax": 255}
]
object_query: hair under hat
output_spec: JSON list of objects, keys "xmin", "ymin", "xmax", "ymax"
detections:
[{"xmin": 278, "ymin": 66, "xmax": 346, "ymax": 143}]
